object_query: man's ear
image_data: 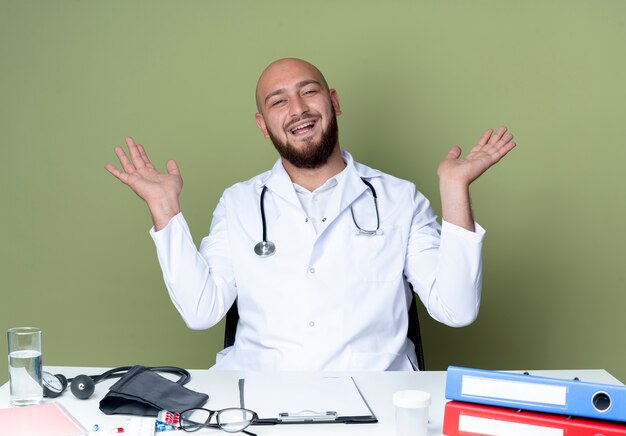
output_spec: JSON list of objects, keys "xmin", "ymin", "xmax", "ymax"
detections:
[
  {"xmin": 329, "ymin": 89, "xmax": 342, "ymax": 116},
  {"xmin": 255, "ymin": 113, "xmax": 270, "ymax": 138}
]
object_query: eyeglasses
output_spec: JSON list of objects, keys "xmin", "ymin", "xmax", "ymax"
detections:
[{"xmin": 179, "ymin": 407, "xmax": 259, "ymax": 435}]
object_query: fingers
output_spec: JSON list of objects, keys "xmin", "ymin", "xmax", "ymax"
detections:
[
  {"xmin": 463, "ymin": 126, "xmax": 517, "ymax": 171},
  {"xmin": 106, "ymin": 137, "xmax": 149, "ymax": 181},
  {"xmin": 125, "ymin": 136, "xmax": 146, "ymax": 169},
  {"xmin": 486, "ymin": 134, "xmax": 516, "ymax": 165},
  {"xmin": 487, "ymin": 126, "xmax": 509, "ymax": 145},
  {"xmin": 476, "ymin": 126, "xmax": 509, "ymax": 148},
  {"xmin": 476, "ymin": 129, "xmax": 494, "ymax": 148},
  {"xmin": 109, "ymin": 137, "xmax": 155, "ymax": 173},
  {"xmin": 500, "ymin": 140, "xmax": 517, "ymax": 158},
  {"xmin": 136, "ymin": 143, "xmax": 155, "ymax": 169},
  {"xmin": 492, "ymin": 128, "xmax": 515, "ymax": 156},
  {"xmin": 104, "ymin": 162, "xmax": 130, "ymax": 184},
  {"xmin": 445, "ymin": 145, "xmax": 462, "ymax": 160},
  {"xmin": 113, "ymin": 145, "xmax": 136, "ymax": 174},
  {"xmin": 480, "ymin": 126, "xmax": 516, "ymax": 156},
  {"xmin": 166, "ymin": 159, "xmax": 181, "ymax": 176}
]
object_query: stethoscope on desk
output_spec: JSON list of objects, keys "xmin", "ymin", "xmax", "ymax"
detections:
[{"xmin": 254, "ymin": 178, "xmax": 382, "ymax": 257}]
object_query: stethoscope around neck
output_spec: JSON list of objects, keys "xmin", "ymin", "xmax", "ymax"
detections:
[{"xmin": 254, "ymin": 178, "xmax": 382, "ymax": 258}]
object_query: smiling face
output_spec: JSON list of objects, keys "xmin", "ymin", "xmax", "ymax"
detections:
[{"xmin": 255, "ymin": 59, "xmax": 342, "ymax": 169}]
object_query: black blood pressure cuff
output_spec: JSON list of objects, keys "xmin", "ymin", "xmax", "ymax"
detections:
[{"xmin": 99, "ymin": 365, "xmax": 208, "ymax": 416}]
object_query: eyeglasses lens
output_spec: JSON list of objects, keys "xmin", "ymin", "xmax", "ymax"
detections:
[
  {"xmin": 181, "ymin": 408, "xmax": 212, "ymax": 432},
  {"xmin": 217, "ymin": 408, "xmax": 256, "ymax": 432}
]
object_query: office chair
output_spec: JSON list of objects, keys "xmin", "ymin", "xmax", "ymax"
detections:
[
  {"xmin": 223, "ymin": 284, "xmax": 426, "ymax": 371},
  {"xmin": 406, "ymin": 283, "xmax": 426, "ymax": 371}
]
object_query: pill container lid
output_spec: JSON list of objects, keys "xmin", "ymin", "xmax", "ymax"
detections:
[{"xmin": 393, "ymin": 390, "xmax": 431, "ymax": 408}]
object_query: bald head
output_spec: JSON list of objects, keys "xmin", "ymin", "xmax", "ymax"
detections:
[{"xmin": 255, "ymin": 58, "xmax": 330, "ymax": 112}]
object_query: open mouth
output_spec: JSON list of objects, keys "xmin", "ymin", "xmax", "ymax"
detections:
[{"xmin": 288, "ymin": 119, "xmax": 318, "ymax": 137}]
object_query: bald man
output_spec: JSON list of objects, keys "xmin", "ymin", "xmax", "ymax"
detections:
[{"xmin": 106, "ymin": 58, "xmax": 515, "ymax": 371}]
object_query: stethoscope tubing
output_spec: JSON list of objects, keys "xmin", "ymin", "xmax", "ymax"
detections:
[
  {"xmin": 259, "ymin": 185, "xmax": 269, "ymax": 243},
  {"xmin": 71, "ymin": 366, "xmax": 191, "ymax": 385},
  {"xmin": 254, "ymin": 178, "xmax": 380, "ymax": 257}
]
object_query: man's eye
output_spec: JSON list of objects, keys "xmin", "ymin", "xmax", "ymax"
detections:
[
  {"xmin": 271, "ymin": 99, "xmax": 286, "ymax": 107},
  {"xmin": 303, "ymin": 89, "xmax": 318, "ymax": 95}
]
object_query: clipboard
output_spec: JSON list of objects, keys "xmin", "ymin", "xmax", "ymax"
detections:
[{"xmin": 238, "ymin": 374, "xmax": 377, "ymax": 424}]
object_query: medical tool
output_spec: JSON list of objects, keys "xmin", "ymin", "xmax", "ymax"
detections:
[
  {"xmin": 254, "ymin": 178, "xmax": 381, "ymax": 257},
  {"xmin": 42, "ymin": 366, "xmax": 190, "ymax": 400},
  {"xmin": 253, "ymin": 186, "xmax": 276, "ymax": 257}
]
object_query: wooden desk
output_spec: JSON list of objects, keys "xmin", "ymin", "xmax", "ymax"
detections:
[{"xmin": 0, "ymin": 367, "xmax": 622, "ymax": 435}]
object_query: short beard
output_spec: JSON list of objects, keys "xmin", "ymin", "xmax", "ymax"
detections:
[{"xmin": 267, "ymin": 110, "xmax": 339, "ymax": 170}]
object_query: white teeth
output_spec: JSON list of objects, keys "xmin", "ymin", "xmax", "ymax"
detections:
[{"xmin": 290, "ymin": 121, "xmax": 315, "ymax": 133}]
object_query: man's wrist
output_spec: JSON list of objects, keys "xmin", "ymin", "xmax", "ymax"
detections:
[
  {"xmin": 147, "ymin": 198, "xmax": 181, "ymax": 231},
  {"xmin": 439, "ymin": 178, "xmax": 474, "ymax": 232}
]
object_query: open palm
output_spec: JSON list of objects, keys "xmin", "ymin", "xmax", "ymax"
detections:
[
  {"xmin": 438, "ymin": 126, "xmax": 516, "ymax": 185},
  {"xmin": 105, "ymin": 137, "xmax": 183, "ymax": 205}
]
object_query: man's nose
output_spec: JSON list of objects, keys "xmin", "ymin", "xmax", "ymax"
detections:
[{"xmin": 289, "ymin": 95, "xmax": 309, "ymax": 117}]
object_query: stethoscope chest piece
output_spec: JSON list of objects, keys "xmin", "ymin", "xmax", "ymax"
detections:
[{"xmin": 254, "ymin": 240, "xmax": 276, "ymax": 257}]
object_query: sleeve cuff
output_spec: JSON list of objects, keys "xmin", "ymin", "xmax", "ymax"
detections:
[
  {"xmin": 441, "ymin": 219, "xmax": 486, "ymax": 242},
  {"xmin": 149, "ymin": 212, "xmax": 185, "ymax": 238}
]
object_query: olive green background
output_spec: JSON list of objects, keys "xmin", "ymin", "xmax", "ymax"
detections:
[{"xmin": 2, "ymin": 0, "xmax": 625, "ymax": 385}]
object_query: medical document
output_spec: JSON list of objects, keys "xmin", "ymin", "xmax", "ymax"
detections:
[{"xmin": 239, "ymin": 373, "xmax": 376, "ymax": 423}]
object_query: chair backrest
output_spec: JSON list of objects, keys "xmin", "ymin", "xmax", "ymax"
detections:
[
  {"xmin": 223, "ymin": 288, "xmax": 425, "ymax": 371},
  {"xmin": 406, "ymin": 283, "xmax": 426, "ymax": 371},
  {"xmin": 223, "ymin": 300, "xmax": 239, "ymax": 351}
]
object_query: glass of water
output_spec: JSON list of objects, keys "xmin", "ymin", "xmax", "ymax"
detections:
[{"xmin": 7, "ymin": 327, "xmax": 43, "ymax": 406}]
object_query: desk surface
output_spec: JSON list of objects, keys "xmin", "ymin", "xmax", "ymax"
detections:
[{"xmin": 0, "ymin": 367, "xmax": 622, "ymax": 435}]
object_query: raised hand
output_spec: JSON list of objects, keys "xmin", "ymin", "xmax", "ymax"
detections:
[
  {"xmin": 437, "ymin": 127, "xmax": 517, "ymax": 231},
  {"xmin": 437, "ymin": 126, "xmax": 516, "ymax": 186},
  {"xmin": 105, "ymin": 137, "xmax": 183, "ymax": 230}
]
